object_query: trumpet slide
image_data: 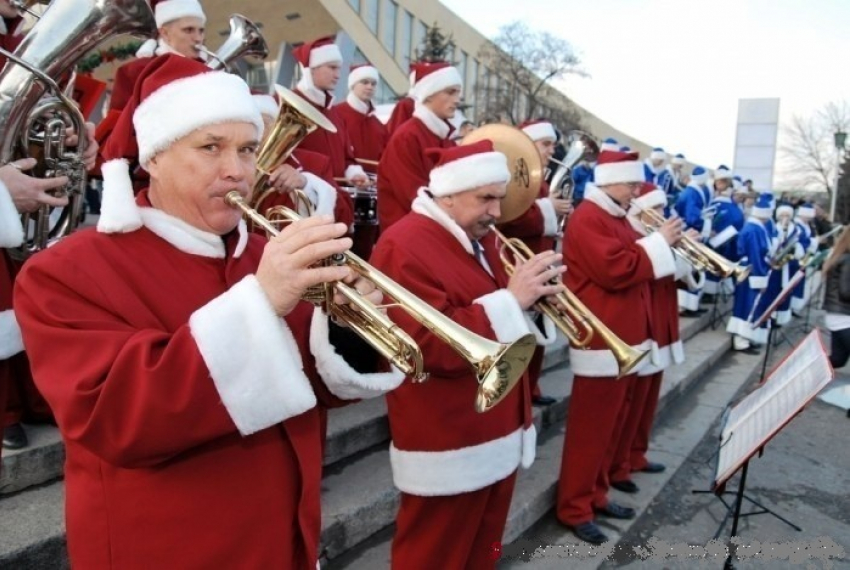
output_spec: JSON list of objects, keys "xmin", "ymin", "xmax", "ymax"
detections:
[{"xmin": 227, "ymin": 192, "xmax": 536, "ymax": 413}]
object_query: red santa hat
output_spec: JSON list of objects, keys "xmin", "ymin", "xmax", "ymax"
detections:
[
  {"xmin": 293, "ymin": 36, "xmax": 342, "ymax": 69},
  {"xmin": 520, "ymin": 119, "xmax": 557, "ymax": 142},
  {"xmin": 153, "ymin": 0, "xmax": 206, "ymax": 27},
  {"xmin": 98, "ymin": 55, "xmax": 263, "ymax": 234},
  {"xmin": 593, "ymin": 150, "xmax": 645, "ymax": 186},
  {"xmin": 411, "ymin": 61, "xmax": 463, "ymax": 102},
  {"xmin": 426, "ymin": 140, "xmax": 510, "ymax": 197},
  {"xmin": 348, "ymin": 63, "xmax": 379, "ymax": 90},
  {"xmin": 632, "ymin": 182, "xmax": 667, "ymax": 211}
]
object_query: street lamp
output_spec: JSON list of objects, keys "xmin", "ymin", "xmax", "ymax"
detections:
[{"xmin": 829, "ymin": 130, "xmax": 847, "ymax": 222}]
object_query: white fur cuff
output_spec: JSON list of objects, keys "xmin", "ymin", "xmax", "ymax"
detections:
[
  {"xmin": 98, "ymin": 159, "xmax": 143, "ymax": 234},
  {"xmin": 303, "ymin": 172, "xmax": 338, "ymax": 218},
  {"xmin": 344, "ymin": 164, "xmax": 367, "ymax": 181},
  {"xmin": 309, "ymin": 309, "xmax": 404, "ymax": 400},
  {"xmin": 637, "ymin": 231, "xmax": 677, "ymax": 279},
  {"xmin": 189, "ymin": 275, "xmax": 316, "ymax": 435},
  {"xmin": 569, "ymin": 340, "xmax": 651, "ymax": 377},
  {"xmin": 748, "ymin": 274, "xmax": 768, "ymax": 290},
  {"xmin": 0, "ymin": 180, "xmax": 23, "ymax": 247},
  {"xmin": 0, "ymin": 309, "xmax": 24, "ymax": 359},
  {"xmin": 536, "ymin": 198, "xmax": 559, "ymax": 237},
  {"xmin": 709, "ymin": 225, "xmax": 738, "ymax": 248},
  {"xmin": 678, "ymin": 289, "xmax": 701, "ymax": 311},
  {"xmin": 473, "ymin": 289, "xmax": 532, "ymax": 343}
]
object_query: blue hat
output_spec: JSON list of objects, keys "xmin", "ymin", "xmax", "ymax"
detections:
[
  {"xmin": 751, "ymin": 193, "xmax": 775, "ymax": 218},
  {"xmin": 714, "ymin": 165, "xmax": 733, "ymax": 180},
  {"xmin": 600, "ymin": 137, "xmax": 619, "ymax": 152},
  {"xmin": 650, "ymin": 147, "xmax": 666, "ymax": 160},
  {"xmin": 620, "ymin": 145, "xmax": 632, "ymax": 152},
  {"xmin": 691, "ymin": 166, "xmax": 708, "ymax": 185},
  {"xmin": 672, "ymin": 153, "xmax": 686, "ymax": 165},
  {"xmin": 797, "ymin": 202, "xmax": 815, "ymax": 218}
]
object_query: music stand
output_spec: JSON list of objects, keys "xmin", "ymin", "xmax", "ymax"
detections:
[
  {"xmin": 751, "ymin": 270, "xmax": 807, "ymax": 382},
  {"xmin": 708, "ymin": 331, "xmax": 833, "ymax": 569}
]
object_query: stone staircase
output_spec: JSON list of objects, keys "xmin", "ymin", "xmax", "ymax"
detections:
[{"xmin": 0, "ymin": 307, "xmax": 731, "ymax": 569}]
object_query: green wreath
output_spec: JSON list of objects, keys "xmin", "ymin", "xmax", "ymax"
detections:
[{"xmin": 77, "ymin": 41, "xmax": 144, "ymax": 74}]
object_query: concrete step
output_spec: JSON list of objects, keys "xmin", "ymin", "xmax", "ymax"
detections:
[{"xmin": 324, "ymin": 327, "xmax": 731, "ymax": 568}]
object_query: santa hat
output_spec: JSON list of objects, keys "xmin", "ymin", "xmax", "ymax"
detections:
[
  {"xmin": 520, "ymin": 119, "xmax": 557, "ymax": 142},
  {"xmin": 411, "ymin": 61, "xmax": 463, "ymax": 102},
  {"xmin": 714, "ymin": 164, "xmax": 733, "ymax": 180},
  {"xmin": 253, "ymin": 93, "xmax": 279, "ymax": 119},
  {"xmin": 619, "ymin": 145, "xmax": 632, "ymax": 152},
  {"xmin": 751, "ymin": 193, "xmax": 775, "ymax": 218},
  {"xmin": 348, "ymin": 63, "xmax": 379, "ymax": 90},
  {"xmin": 776, "ymin": 203, "xmax": 795, "ymax": 219},
  {"xmin": 153, "ymin": 0, "xmax": 206, "ymax": 28},
  {"xmin": 630, "ymin": 182, "xmax": 667, "ymax": 215},
  {"xmin": 594, "ymin": 150, "xmax": 645, "ymax": 186},
  {"xmin": 671, "ymin": 153, "xmax": 686, "ymax": 165},
  {"xmin": 796, "ymin": 203, "xmax": 816, "ymax": 219},
  {"xmin": 691, "ymin": 166, "xmax": 709, "ymax": 185},
  {"xmin": 293, "ymin": 36, "xmax": 342, "ymax": 69},
  {"xmin": 426, "ymin": 140, "xmax": 509, "ymax": 197},
  {"xmin": 600, "ymin": 137, "xmax": 619, "ymax": 152},
  {"xmin": 649, "ymin": 147, "xmax": 666, "ymax": 161},
  {"xmin": 98, "ymin": 55, "xmax": 263, "ymax": 234}
]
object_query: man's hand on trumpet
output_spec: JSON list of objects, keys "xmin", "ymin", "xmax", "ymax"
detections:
[
  {"xmin": 507, "ymin": 250, "xmax": 565, "ymax": 309},
  {"xmin": 656, "ymin": 216, "xmax": 685, "ymax": 246},
  {"xmin": 268, "ymin": 163, "xmax": 307, "ymax": 193}
]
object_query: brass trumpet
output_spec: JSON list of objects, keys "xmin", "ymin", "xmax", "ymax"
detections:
[
  {"xmin": 227, "ymin": 193, "xmax": 536, "ymax": 413},
  {"xmin": 491, "ymin": 226, "xmax": 650, "ymax": 378},
  {"xmin": 633, "ymin": 203, "xmax": 751, "ymax": 282}
]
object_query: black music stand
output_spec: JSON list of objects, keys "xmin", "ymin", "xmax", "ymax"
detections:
[
  {"xmin": 751, "ymin": 270, "xmax": 806, "ymax": 381},
  {"xmin": 694, "ymin": 331, "xmax": 833, "ymax": 569},
  {"xmin": 708, "ymin": 279, "xmax": 733, "ymax": 331}
]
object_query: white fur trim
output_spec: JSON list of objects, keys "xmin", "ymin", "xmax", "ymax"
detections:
[
  {"xmin": 412, "ymin": 66, "xmax": 463, "ymax": 102},
  {"xmin": 98, "ymin": 159, "xmax": 142, "ymax": 234},
  {"xmin": 600, "ymin": 141, "xmax": 619, "ymax": 152},
  {"xmin": 709, "ymin": 225, "xmax": 738, "ymax": 248},
  {"xmin": 775, "ymin": 308, "xmax": 792, "ymax": 326},
  {"xmin": 678, "ymin": 288, "xmax": 701, "ymax": 311},
  {"xmin": 583, "ymin": 184, "xmax": 627, "ymax": 218},
  {"xmin": 344, "ymin": 164, "xmax": 367, "ymax": 181},
  {"xmin": 641, "ymin": 339, "xmax": 684, "ymax": 375},
  {"xmin": 776, "ymin": 205, "xmax": 794, "ymax": 218},
  {"xmin": 0, "ymin": 180, "xmax": 23, "ymax": 247},
  {"xmin": 411, "ymin": 189, "xmax": 474, "ymax": 254},
  {"xmin": 748, "ymin": 274, "xmax": 768, "ymax": 289},
  {"xmin": 135, "ymin": 72, "xmax": 263, "ymax": 165},
  {"xmin": 672, "ymin": 155, "xmax": 685, "ymax": 165},
  {"xmin": 525, "ymin": 313, "xmax": 557, "ymax": 346},
  {"xmin": 135, "ymin": 38, "xmax": 158, "ymax": 58},
  {"xmin": 253, "ymin": 94, "xmax": 279, "ymax": 119},
  {"xmin": 473, "ymin": 289, "xmax": 532, "ymax": 343},
  {"xmin": 650, "ymin": 149, "xmax": 666, "ymax": 161},
  {"xmin": 308, "ymin": 309, "xmax": 404, "ymax": 399},
  {"xmin": 569, "ymin": 339, "xmax": 651, "ymax": 377},
  {"xmin": 412, "ymin": 102, "xmax": 451, "ymax": 140},
  {"xmin": 594, "ymin": 160, "xmax": 645, "ymax": 186},
  {"xmin": 139, "ymin": 207, "xmax": 227, "ymax": 258},
  {"xmin": 726, "ymin": 316, "xmax": 769, "ymax": 344},
  {"xmin": 522, "ymin": 122, "xmax": 556, "ymax": 142},
  {"xmin": 346, "ymin": 91, "xmax": 371, "ymax": 114},
  {"xmin": 791, "ymin": 295, "xmax": 806, "ymax": 312},
  {"xmin": 0, "ymin": 309, "xmax": 24, "ymax": 359},
  {"xmin": 189, "ymin": 275, "xmax": 316, "ymax": 435},
  {"xmin": 796, "ymin": 206, "xmax": 815, "ymax": 218},
  {"xmin": 751, "ymin": 206, "xmax": 773, "ymax": 218},
  {"xmin": 155, "ymin": 0, "xmax": 205, "ymax": 27},
  {"xmin": 295, "ymin": 70, "xmax": 330, "ymax": 108},
  {"xmin": 714, "ymin": 168, "xmax": 733, "ymax": 181},
  {"xmin": 691, "ymin": 171, "xmax": 709, "ymax": 185},
  {"xmin": 303, "ymin": 172, "xmax": 338, "ymax": 218},
  {"xmin": 348, "ymin": 65, "xmax": 379, "ymax": 90},
  {"xmin": 389, "ymin": 425, "xmax": 533, "ymax": 496},
  {"xmin": 536, "ymin": 198, "xmax": 559, "ymax": 237},
  {"xmin": 636, "ymin": 231, "xmax": 677, "ymax": 279},
  {"xmin": 632, "ymin": 189, "xmax": 667, "ymax": 212},
  {"xmin": 308, "ymin": 43, "xmax": 342, "ymax": 68},
  {"xmin": 428, "ymin": 152, "xmax": 510, "ymax": 197}
]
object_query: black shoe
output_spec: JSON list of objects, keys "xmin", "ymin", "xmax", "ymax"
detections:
[
  {"xmin": 611, "ymin": 479, "xmax": 639, "ymax": 493},
  {"xmin": 571, "ymin": 521, "xmax": 609, "ymax": 545},
  {"xmin": 734, "ymin": 345, "xmax": 761, "ymax": 355},
  {"xmin": 2, "ymin": 423, "xmax": 28, "ymax": 450},
  {"xmin": 639, "ymin": 461, "xmax": 666, "ymax": 474},
  {"xmin": 595, "ymin": 502, "xmax": 636, "ymax": 520},
  {"xmin": 532, "ymin": 395, "xmax": 557, "ymax": 406}
]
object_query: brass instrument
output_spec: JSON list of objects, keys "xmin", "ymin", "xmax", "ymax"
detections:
[
  {"xmin": 199, "ymin": 14, "xmax": 269, "ymax": 72},
  {"xmin": 768, "ymin": 221, "xmax": 800, "ymax": 269},
  {"xmin": 633, "ymin": 203, "xmax": 751, "ymax": 282},
  {"xmin": 0, "ymin": 0, "xmax": 156, "ymax": 260},
  {"xmin": 549, "ymin": 131, "xmax": 599, "ymax": 237},
  {"xmin": 10, "ymin": 0, "xmax": 49, "ymax": 18},
  {"xmin": 227, "ymin": 193, "xmax": 536, "ymax": 413}
]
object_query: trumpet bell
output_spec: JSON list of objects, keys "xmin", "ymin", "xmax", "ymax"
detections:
[{"xmin": 475, "ymin": 334, "xmax": 537, "ymax": 413}]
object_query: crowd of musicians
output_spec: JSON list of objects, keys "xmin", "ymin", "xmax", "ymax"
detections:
[{"xmin": 0, "ymin": 1, "xmax": 844, "ymax": 568}]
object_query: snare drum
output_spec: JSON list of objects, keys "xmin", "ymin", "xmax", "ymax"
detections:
[{"xmin": 343, "ymin": 186, "xmax": 380, "ymax": 258}]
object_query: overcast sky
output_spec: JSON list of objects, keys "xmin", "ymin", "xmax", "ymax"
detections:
[{"xmin": 441, "ymin": 0, "xmax": 849, "ymax": 187}]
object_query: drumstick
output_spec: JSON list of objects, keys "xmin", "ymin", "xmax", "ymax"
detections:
[{"xmin": 355, "ymin": 158, "xmax": 380, "ymax": 166}]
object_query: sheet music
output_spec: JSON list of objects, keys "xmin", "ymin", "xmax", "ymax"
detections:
[{"xmin": 715, "ymin": 331, "xmax": 834, "ymax": 488}]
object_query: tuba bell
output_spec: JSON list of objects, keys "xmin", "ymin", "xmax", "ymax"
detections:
[
  {"xmin": 0, "ymin": 0, "xmax": 157, "ymax": 260},
  {"xmin": 200, "ymin": 14, "xmax": 269, "ymax": 72}
]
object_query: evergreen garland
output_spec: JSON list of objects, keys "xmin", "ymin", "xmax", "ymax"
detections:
[{"xmin": 76, "ymin": 41, "xmax": 143, "ymax": 73}]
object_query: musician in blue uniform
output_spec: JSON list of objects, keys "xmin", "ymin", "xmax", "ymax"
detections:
[
  {"xmin": 667, "ymin": 153, "xmax": 687, "ymax": 204},
  {"xmin": 644, "ymin": 147, "xmax": 674, "ymax": 195},
  {"xmin": 703, "ymin": 166, "xmax": 744, "ymax": 300},
  {"xmin": 571, "ymin": 159, "xmax": 594, "ymax": 204},
  {"xmin": 791, "ymin": 203, "xmax": 819, "ymax": 314},
  {"xmin": 757, "ymin": 203, "xmax": 800, "ymax": 326},
  {"xmin": 674, "ymin": 166, "xmax": 711, "ymax": 314},
  {"xmin": 726, "ymin": 194, "xmax": 774, "ymax": 352}
]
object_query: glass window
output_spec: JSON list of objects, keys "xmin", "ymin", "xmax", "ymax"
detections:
[
  {"xmin": 364, "ymin": 0, "xmax": 378, "ymax": 34},
  {"xmin": 374, "ymin": 76, "xmax": 400, "ymax": 106},
  {"xmin": 381, "ymin": 0, "xmax": 397, "ymax": 55},
  {"xmin": 399, "ymin": 10, "xmax": 413, "ymax": 64},
  {"xmin": 458, "ymin": 51, "xmax": 468, "ymax": 95},
  {"xmin": 347, "ymin": 0, "xmax": 360, "ymax": 13},
  {"xmin": 413, "ymin": 20, "xmax": 427, "ymax": 61}
]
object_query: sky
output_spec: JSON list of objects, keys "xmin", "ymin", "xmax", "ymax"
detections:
[{"xmin": 440, "ymin": 0, "xmax": 850, "ymax": 188}]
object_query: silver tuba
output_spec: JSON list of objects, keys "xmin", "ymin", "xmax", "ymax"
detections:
[
  {"xmin": 200, "ymin": 14, "xmax": 269, "ymax": 72},
  {"xmin": 0, "ymin": 0, "xmax": 156, "ymax": 260},
  {"xmin": 548, "ymin": 130, "xmax": 598, "ymax": 236}
]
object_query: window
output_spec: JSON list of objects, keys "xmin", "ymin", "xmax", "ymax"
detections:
[
  {"xmin": 347, "ymin": 0, "xmax": 360, "ymax": 12},
  {"xmin": 412, "ymin": 20, "xmax": 427, "ymax": 60},
  {"xmin": 399, "ymin": 10, "xmax": 413, "ymax": 64},
  {"xmin": 381, "ymin": 0, "xmax": 397, "ymax": 55},
  {"xmin": 364, "ymin": 0, "xmax": 378, "ymax": 34},
  {"xmin": 374, "ymin": 76, "xmax": 400, "ymax": 106},
  {"xmin": 458, "ymin": 51, "xmax": 468, "ymax": 95}
]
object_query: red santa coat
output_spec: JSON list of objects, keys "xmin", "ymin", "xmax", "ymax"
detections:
[
  {"xmin": 333, "ymin": 93, "xmax": 389, "ymax": 175},
  {"xmin": 13, "ymin": 192, "xmax": 402, "ymax": 568},
  {"xmin": 376, "ymin": 105, "xmax": 455, "ymax": 230},
  {"xmin": 385, "ymin": 95, "xmax": 415, "ymax": 136},
  {"xmin": 565, "ymin": 185, "xmax": 677, "ymax": 377},
  {"xmin": 0, "ymin": 16, "xmax": 23, "ymax": 67},
  {"xmin": 370, "ymin": 191, "xmax": 546, "ymax": 496},
  {"xmin": 496, "ymin": 180, "xmax": 559, "ymax": 254}
]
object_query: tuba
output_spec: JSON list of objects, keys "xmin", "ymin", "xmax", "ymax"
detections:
[
  {"xmin": 233, "ymin": 88, "xmax": 536, "ymax": 413},
  {"xmin": 0, "ymin": 0, "xmax": 156, "ymax": 260},
  {"xmin": 200, "ymin": 14, "xmax": 269, "ymax": 72},
  {"xmin": 549, "ymin": 131, "xmax": 599, "ymax": 236}
]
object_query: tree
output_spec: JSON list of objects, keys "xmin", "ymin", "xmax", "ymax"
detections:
[
  {"xmin": 414, "ymin": 23, "xmax": 455, "ymax": 63},
  {"xmin": 476, "ymin": 21, "xmax": 586, "ymax": 130}
]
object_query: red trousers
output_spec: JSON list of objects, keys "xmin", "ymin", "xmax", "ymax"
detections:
[
  {"xmin": 392, "ymin": 472, "xmax": 517, "ymax": 570},
  {"xmin": 609, "ymin": 374, "xmax": 653, "ymax": 482},
  {"xmin": 557, "ymin": 374, "xmax": 634, "ymax": 526},
  {"xmin": 629, "ymin": 371, "xmax": 663, "ymax": 471},
  {"xmin": 527, "ymin": 346, "xmax": 545, "ymax": 400},
  {"xmin": 3, "ymin": 353, "xmax": 52, "ymax": 427}
]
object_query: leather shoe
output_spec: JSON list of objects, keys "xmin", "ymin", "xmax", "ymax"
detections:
[
  {"xmin": 595, "ymin": 502, "xmax": 636, "ymax": 520},
  {"xmin": 611, "ymin": 479, "xmax": 639, "ymax": 493},
  {"xmin": 532, "ymin": 395, "xmax": 557, "ymax": 406},
  {"xmin": 639, "ymin": 461, "xmax": 666, "ymax": 474},
  {"xmin": 2, "ymin": 423, "xmax": 28, "ymax": 450},
  {"xmin": 570, "ymin": 521, "xmax": 609, "ymax": 545}
]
